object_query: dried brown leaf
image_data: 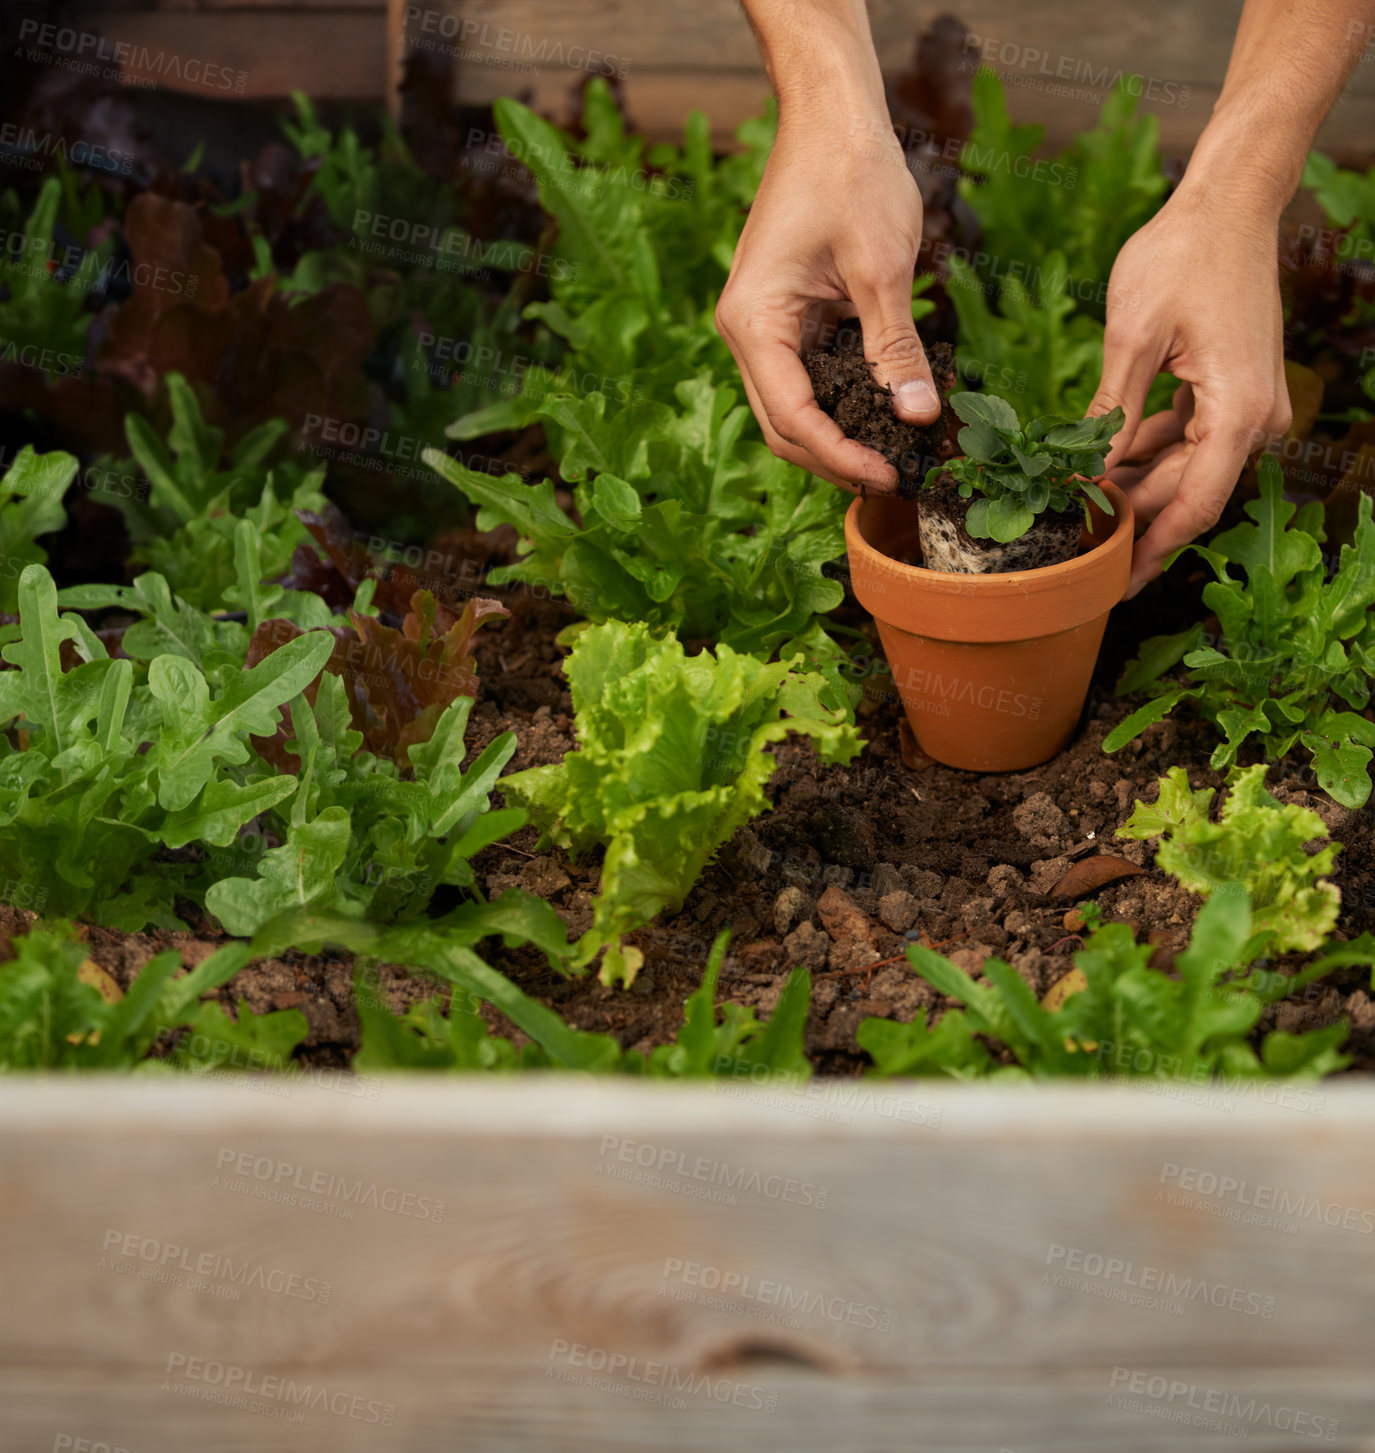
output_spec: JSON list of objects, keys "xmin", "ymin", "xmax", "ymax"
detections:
[{"xmin": 1046, "ymin": 855, "xmax": 1146, "ymax": 899}]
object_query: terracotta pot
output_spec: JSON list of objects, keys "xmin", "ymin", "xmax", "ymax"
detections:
[{"xmin": 844, "ymin": 481, "xmax": 1133, "ymax": 772}]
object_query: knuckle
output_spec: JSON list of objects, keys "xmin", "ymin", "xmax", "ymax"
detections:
[
  {"xmin": 863, "ymin": 318, "xmax": 924, "ymax": 368},
  {"xmin": 1185, "ymin": 495, "xmax": 1226, "ymax": 533}
]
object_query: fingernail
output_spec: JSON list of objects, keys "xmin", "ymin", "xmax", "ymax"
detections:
[{"xmin": 895, "ymin": 380, "xmax": 937, "ymax": 414}]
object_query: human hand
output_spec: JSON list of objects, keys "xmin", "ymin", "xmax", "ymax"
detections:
[
  {"xmin": 715, "ymin": 117, "xmax": 941, "ymax": 493},
  {"xmin": 1088, "ymin": 188, "xmax": 1291, "ymax": 597}
]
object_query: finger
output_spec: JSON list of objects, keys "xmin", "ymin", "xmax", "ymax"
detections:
[
  {"xmin": 1116, "ymin": 443, "xmax": 1189, "ymax": 523},
  {"xmin": 1126, "ymin": 428, "xmax": 1245, "ymax": 597},
  {"xmin": 1088, "ymin": 324, "xmax": 1166, "ymax": 470},
  {"xmin": 1121, "ymin": 407, "xmax": 1185, "ymax": 463},
  {"xmin": 852, "ymin": 279, "xmax": 939, "ymax": 424},
  {"xmin": 733, "ymin": 347, "xmax": 898, "ymax": 493}
]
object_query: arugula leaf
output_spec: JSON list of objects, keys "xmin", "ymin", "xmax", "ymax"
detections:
[
  {"xmin": 862, "ymin": 889, "xmax": 1354, "ymax": 1081},
  {"xmin": 1110, "ymin": 455, "xmax": 1375, "ymax": 806},
  {"xmin": 0, "ymin": 447, "xmax": 75, "ymax": 613},
  {"xmin": 0, "ymin": 564, "xmax": 315, "ymax": 925}
]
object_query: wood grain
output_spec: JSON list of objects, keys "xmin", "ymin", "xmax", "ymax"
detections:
[{"xmin": 4, "ymin": 1078, "xmax": 1375, "ymax": 1450}]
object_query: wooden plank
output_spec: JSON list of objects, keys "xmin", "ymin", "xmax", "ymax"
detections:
[
  {"xmin": 386, "ymin": 0, "xmax": 1374, "ymax": 155},
  {"xmin": 394, "ymin": 0, "xmax": 1375, "ymax": 92},
  {"xmin": 151, "ymin": 0, "xmax": 384, "ymax": 8},
  {"xmin": 67, "ymin": 9, "xmax": 386, "ymax": 97},
  {"xmin": 425, "ymin": 63, "xmax": 1375, "ymax": 160},
  {"xmin": 4, "ymin": 1078, "xmax": 1375, "ymax": 1450}
]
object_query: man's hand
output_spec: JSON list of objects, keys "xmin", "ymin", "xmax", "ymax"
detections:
[
  {"xmin": 717, "ymin": 0, "xmax": 940, "ymax": 493},
  {"xmin": 1089, "ymin": 188, "xmax": 1291, "ymax": 597},
  {"xmin": 716, "ymin": 123, "xmax": 940, "ymax": 493}
]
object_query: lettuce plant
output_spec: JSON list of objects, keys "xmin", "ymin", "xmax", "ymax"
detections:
[
  {"xmin": 500, "ymin": 620, "xmax": 861, "ymax": 985},
  {"xmin": 425, "ymin": 82, "xmax": 855, "ymax": 708},
  {"xmin": 0, "ymin": 565, "xmax": 332, "ymax": 929},
  {"xmin": 0, "ymin": 922, "xmax": 274, "ymax": 1070},
  {"xmin": 1119, "ymin": 765, "xmax": 1340, "ymax": 953},
  {"xmin": 107, "ymin": 373, "xmax": 329, "ymax": 613},
  {"xmin": 200, "ymin": 678, "xmax": 543, "ymax": 937},
  {"xmin": 949, "ymin": 72, "xmax": 1176, "ymax": 417},
  {"xmin": 1106, "ymin": 455, "xmax": 1375, "ymax": 807},
  {"xmin": 930, "ymin": 392, "xmax": 1122, "ymax": 541},
  {"xmin": 352, "ymin": 929, "xmax": 814, "ymax": 1080},
  {"xmin": 860, "ymin": 894, "xmax": 1368, "ymax": 1082},
  {"xmin": 0, "ymin": 446, "xmax": 75, "ymax": 613}
]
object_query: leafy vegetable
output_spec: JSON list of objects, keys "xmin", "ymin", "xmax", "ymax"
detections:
[
  {"xmin": 1106, "ymin": 455, "xmax": 1375, "ymax": 807},
  {"xmin": 0, "ymin": 563, "xmax": 332, "ymax": 927},
  {"xmin": 949, "ymin": 72, "xmax": 1175, "ymax": 417},
  {"xmin": 426, "ymin": 83, "xmax": 855, "ymax": 710},
  {"xmin": 0, "ymin": 446, "xmax": 75, "ymax": 613},
  {"xmin": 929, "ymin": 391, "xmax": 1123, "ymax": 541},
  {"xmin": 0, "ymin": 920, "xmax": 258, "ymax": 1070},
  {"xmin": 959, "ymin": 71, "xmax": 1168, "ymax": 319},
  {"xmin": 201, "ymin": 681, "xmax": 535, "ymax": 936},
  {"xmin": 1119, "ymin": 766, "xmax": 1340, "ymax": 953},
  {"xmin": 1302, "ymin": 151, "xmax": 1375, "ymax": 256},
  {"xmin": 243, "ymin": 588, "xmax": 508, "ymax": 770},
  {"xmin": 251, "ymin": 910, "xmax": 607, "ymax": 1068},
  {"xmin": 0, "ymin": 177, "xmax": 109, "ymax": 363},
  {"xmin": 352, "ymin": 928, "xmax": 814, "ymax": 1080},
  {"xmin": 108, "ymin": 373, "xmax": 329, "ymax": 612},
  {"xmin": 860, "ymin": 893, "xmax": 1361, "ymax": 1082},
  {"xmin": 501, "ymin": 620, "xmax": 861, "ymax": 985}
]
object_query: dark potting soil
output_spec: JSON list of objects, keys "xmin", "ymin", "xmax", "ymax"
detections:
[
  {"xmin": 14, "ymin": 524, "xmax": 1375, "ymax": 1081},
  {"xmin": 803, "ymin": 319, "xmax": 959, "ymax": 496}
]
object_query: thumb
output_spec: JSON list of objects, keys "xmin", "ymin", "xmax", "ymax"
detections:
[
  {"xmin": 854, "ymin": 284, "xmax": 940, "ymax": 424},
  {"xmin": 1088, "ymin": 331, "xmax": 1161, "ymax": 470}
]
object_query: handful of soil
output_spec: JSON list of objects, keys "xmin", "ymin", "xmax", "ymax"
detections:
[
  {"xmin": 805, "ymin": 318, "xmax": 1085, "ymax": 574},
  {"xmin": 803, "ymin": 319, "xmax": 958, "ymax": 498}
]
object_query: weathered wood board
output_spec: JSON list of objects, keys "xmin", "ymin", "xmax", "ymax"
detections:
[
  {"xmin": 58, "ymin": 0, "xmax": 1375, "ymax": 154},
  {"xmin": 389, "ymin": 0, "xmax": 1375, "ymax": 152},
  {"xmin": 3, "ymin": 1077, "xmax": 1375, "ymax": 1451}
]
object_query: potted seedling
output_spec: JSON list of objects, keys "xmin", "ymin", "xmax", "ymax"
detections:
[
  {"xmin": 918, "ymin": 393, "xmax": 1124, "ymax": 573},
  {"xmin": 808, "ymin": 323, "xmax": 1133, "ymax": 772}
]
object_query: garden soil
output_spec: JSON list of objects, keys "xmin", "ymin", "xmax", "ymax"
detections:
[{"xmin": 7, "ymin": 520, "xmax": 1373, "ymax": 1079}]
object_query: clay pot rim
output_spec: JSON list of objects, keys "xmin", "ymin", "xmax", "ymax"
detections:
[{"xmin": 845, "ymin": 478, "xmax": 1132, "ymax": 595}]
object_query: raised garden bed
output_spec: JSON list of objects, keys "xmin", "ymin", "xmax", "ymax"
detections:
[{"xmin": 6, "ymin": 8, "xmax": 1375, "ymax": 1446}]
